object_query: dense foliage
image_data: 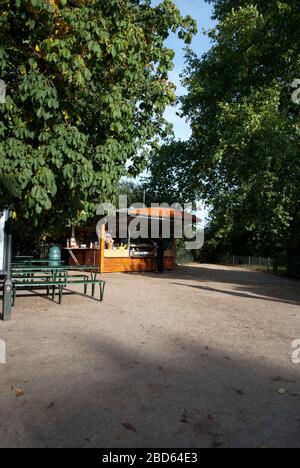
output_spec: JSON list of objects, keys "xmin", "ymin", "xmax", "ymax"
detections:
[
  {"xmin": 0, "ymin": 0, "xmax": 196, "ymax": 233},
  {"xmin": 145, "ymin": 0, "xmax": 300, "ymax": 274},
  {"xmin": 143, "ymin": 140, "xmax": 197, "ymax": 205},
  {"xmin": 119, "ymin": 179, "xmax": 146, "ymax": 207}
]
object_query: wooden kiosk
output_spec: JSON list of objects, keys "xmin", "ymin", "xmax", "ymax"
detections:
[{"xmin": 64, "ymin": 208, "xmax": 200, "ymax": 273}]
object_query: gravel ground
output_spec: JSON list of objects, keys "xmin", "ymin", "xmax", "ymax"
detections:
[{"xmin": 0, "ymin": 264, "xmax": 299, "ymax": 448}]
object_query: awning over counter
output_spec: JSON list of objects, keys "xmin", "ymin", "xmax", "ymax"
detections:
[{"xmin": 127, "ymin": 207, "xmax": 201, "ymax": 224}]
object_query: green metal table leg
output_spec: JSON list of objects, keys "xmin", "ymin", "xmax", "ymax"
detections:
[
  {"xmin": 52, "ymin": 286, "xmax": 55, "ymax": 301},
  {"xmin": 100, "ymin": 282, "xmax": 105, "ymax": 302},
  {"xmin": 59, "ymin": 286, "xmax": 63, "ymax": 304}
]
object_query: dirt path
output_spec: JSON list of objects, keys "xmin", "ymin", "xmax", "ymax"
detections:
[{"xmin": 0, "ymin": 264, "xmax": 299, "ymax": 448}]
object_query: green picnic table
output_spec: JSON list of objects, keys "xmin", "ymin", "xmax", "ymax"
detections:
[
  {"xmin": 12, "ymin": 259, "xmax": 65, "ymax": 267},
  {"xmin": 13, "ymin": 256, "xmax": 34, "ymax": 261},
  {"xmin": 11, "ymin": 265, "xmax": 105, "ymax": 305},
  {"xmin": 12, "ymin": 264, "xmax": 98, "ymax": 278}
]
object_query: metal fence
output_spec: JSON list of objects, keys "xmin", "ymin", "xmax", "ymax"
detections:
[{"xmin": 221, "ymin": 255, "xmax": 273, "ymax": 269}]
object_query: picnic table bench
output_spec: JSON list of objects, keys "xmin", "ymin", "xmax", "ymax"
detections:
[
  {"xmin": 12, "ymin": 271, "xmax": 68, "ymax": 305},
  {"xmin": 12, "ymin": 259, "xmax": 65, "ymax": 268},
  {"xmin": 11, "ymin": 265, "xmax": 106, "ymax": 306}
]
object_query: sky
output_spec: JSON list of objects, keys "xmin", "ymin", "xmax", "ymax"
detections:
[
  {"xmin": 151, "ymin": 1, "xmax": 216, "ymax": 226},
  {"xmin": 152, "ymin": 0, "xmax": 216, "ymax": 141},
  {"xmin": 129, "ymin": 2, "xmax": 216, "ymax": 226}
]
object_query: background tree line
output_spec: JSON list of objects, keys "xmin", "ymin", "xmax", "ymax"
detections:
[
  {"xmin": 144, "ymin": 0, "xmax": 300, "ymax": 277},
  {"xmin": 2, "ymin": 0, "xmax": 300, "ymax": 276}
]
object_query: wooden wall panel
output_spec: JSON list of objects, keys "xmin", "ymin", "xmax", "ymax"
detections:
[
  {"xmin": 68, "ymin": 249, "xmax": 100, "ymax": 268},
  {"xmin": 68, "ymin": 247, "xmax": 175, "ymax": 273},
  {"xmin": 103, "ymin": 256, "xmax": 174, "ymax": 273}
]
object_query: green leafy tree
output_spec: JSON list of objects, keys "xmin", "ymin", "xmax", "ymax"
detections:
[
  {"xmin": 119, "ymin": 179, "xmax": 146, "ymax": 207},
  {"xmin": 143, "ymin": 139, "xmax": 199, "ymax": 205},
  {"xmin": 178, "ymin": 0, "xmax": 300, "ymax": 271},
  {"xmin": 0, "ymin": 0, "xmax": 196, "ymax": 233}
]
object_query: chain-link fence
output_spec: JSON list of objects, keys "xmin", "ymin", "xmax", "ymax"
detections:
[{"xmin": 221, "ymin": 255, "xmax": 273, "ymax": 269}]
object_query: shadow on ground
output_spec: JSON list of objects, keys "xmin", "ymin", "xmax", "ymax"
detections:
[
  {"xmin": 0, "ymin": 264, "xmax": 299, "ymax": 448},
  {"xmin": 2, "ymin": 264, "xmax": 300, "ymax": 310},
  {"xmin": 135, "ymin": 264, "xmax": 300, "ymax": 307},
  {"xmin": 0, "ymin": 333, "xmax": 299, "ymax": 448}
]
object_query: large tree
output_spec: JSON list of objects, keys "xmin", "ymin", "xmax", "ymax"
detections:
[
  {"xmin": 147, "ymin": 0, "xmax": 300, "ymax": 271},
  {"xmin": 143, "ymin": 139, "xmax": 198, "ymax": 206},
  {"xmin": 0, "ymin": 0, "xmax": 196, "ymax": 233},
  {"xmin": 183, "ymin": 0, "xmax": 300, "ymax": 270}
]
